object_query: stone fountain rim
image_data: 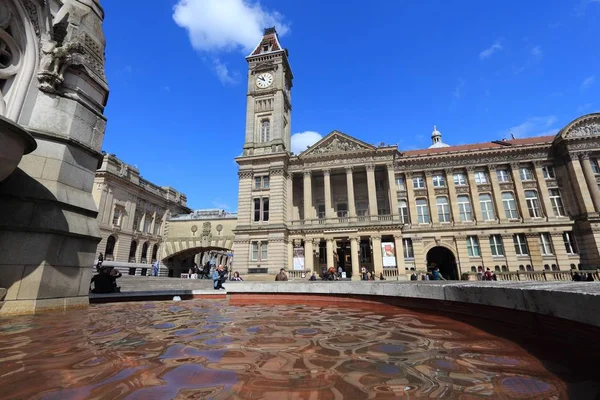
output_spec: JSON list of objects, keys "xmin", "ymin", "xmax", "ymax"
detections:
[{"xmin": 0, "ymin": 114, "xmax": 37, "ymax": 155}]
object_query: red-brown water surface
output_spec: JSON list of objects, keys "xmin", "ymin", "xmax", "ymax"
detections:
[{"xmin": 0, "ymin": 299, "xmax": 585, "ymax": 399}]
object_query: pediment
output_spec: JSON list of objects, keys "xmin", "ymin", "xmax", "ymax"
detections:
[
  {"xmin": 559, "ymin": 113, "xmax": 600, "ymax": 139},
  {"xmin": 300, "ymin": 131, "xmax": 376, "ymax": 157}
]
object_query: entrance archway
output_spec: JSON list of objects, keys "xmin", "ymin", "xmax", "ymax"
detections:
[{"xmin": 426, "ymin": 246, "xmax": 458, "ymax": 280}]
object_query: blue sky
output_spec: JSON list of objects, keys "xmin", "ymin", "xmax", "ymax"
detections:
[{"xmin": 100, "ymin": 0, "xmax": 599, "ymax": 211}]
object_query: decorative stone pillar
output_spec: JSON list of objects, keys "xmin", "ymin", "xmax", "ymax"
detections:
[
  {"xmin": 550, "ymin": 232, "xmax": 569, "ymax": 271},
  {"xmin": 533, "ymin": 161, "xmax": 553, "ymax": 219},
  {"xmin": 371, "ymin": 235, "xmax": 383, "ymax": 275},
  {"xmin": 405, "ymin": 172, "xmax": 418, "ymax": 225},
  {"xmin": 323, "ymin": 169, "xmax": 333, "ymax": 219},
  {"xmin": 412, "ymin": 237, "xmax": 425, "ymax": 271},
  {"xmin": 454, "ymin": 235, "xmax": 470, "ymax": 276},
  {"xmin": 445, "ymin": 168, "xmax": 460, "ymax": 224},
  {"xmin": 510, "ymin": 162, "xmax": 529, "ymax": 221},
  {"xmin": 366, "ymin": 165, "xmax": 378, "ymax": 220},
  {"xmin": 525, "ymin": 233, "xmax": 541, "ymax": 270},
  {"xmin": 287, "ymin": 173, "xmax": 293, "ymax": 222},
  {"xmin": 304, "ymin": 238, "xmax": 314, "ymax": 272},
  {"xmin": 579, "ymin": 153, "xmax": 600, "ymax": 212},
  {"xmin": 288, "ymin": 240, "xmax": 294, "ymax": 270},
  {"xmin": 488, "ymin": 165, "xmax": 507, "ymax": 222},
  {"xmin": 346, "ymin": 166, "xmax": 356, "ymax": 218},
  {"xmin": 466, "ymin": 166, "xmax": 484, "ymax": 222},
  {"xmin": 303, "ymin": 171, "xmax": 313, "ymax": 221},
  {"xmin": 394, "ymin": 234, "xmax": 406, "ymax": 277},
  {"xmin": 387, "ymin": 163, "xmax": 398, "ymax": 219},
  {"xmin": 326, "ymin": 238, "xmax": 335, "ymax": 268},
  {"xmin": 425, "ymin": 170, "xmax": 438, "ymax": 223},
  {"xmin": 566, "ymin": 154, "xmax": 595, "ymax": 215},
  {"xmin": 350, "ymin": 236, "xmax": 360, "ymax": 281},
  {"xmin": 502, "ymin": 234, "xmax": 518, "ymax": 272}
]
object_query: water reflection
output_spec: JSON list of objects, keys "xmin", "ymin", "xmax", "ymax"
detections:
[{"xmin": 0, "ymin": 300, "xmax": 569, "ymax": 399}]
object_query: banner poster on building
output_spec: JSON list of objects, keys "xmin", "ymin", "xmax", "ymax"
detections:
[
  {"xmin": 381, "ymin": 242, "xmax": 397, "ymax": 268},
  {"xmin": 293, "ymin": 247, "xmax": 305, "ymax": 271}
]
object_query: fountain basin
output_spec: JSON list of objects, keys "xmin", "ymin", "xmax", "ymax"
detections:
[{"xmin": 0, "ymin": 114, "xmax": 37, "ymax": 183}]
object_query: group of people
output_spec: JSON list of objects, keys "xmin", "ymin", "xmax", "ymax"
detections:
[
  {"xmin": 573, "ymin": 272, "xmax": 595, "ymax": 281},
  {"xmin": 410, "ymin": 267, "xmax": 447, "ymax": 281},
  {"xmin": 212, "ymin": 265, "xmax": 244, "ymax": 290}
]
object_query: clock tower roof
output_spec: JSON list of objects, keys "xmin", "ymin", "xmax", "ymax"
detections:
[{"xmin": 248, "ymin": 27, "xmax": 287, "ymax": 58}]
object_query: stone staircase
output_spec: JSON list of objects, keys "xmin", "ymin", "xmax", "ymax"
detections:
[{"xmin": 116, "ymin": 276, "xmax": 214, "ymax": 292}]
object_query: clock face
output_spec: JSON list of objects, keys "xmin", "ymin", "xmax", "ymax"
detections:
[{"xmin": 256, "ymin": 73, "xmax": 274, "ymax": 89}]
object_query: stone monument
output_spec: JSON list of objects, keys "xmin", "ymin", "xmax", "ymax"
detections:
[{"xmin": 0, "ymin": 0, "xmax": 109, "ymax": 314}]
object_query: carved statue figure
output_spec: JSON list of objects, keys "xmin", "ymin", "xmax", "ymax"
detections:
[
  {"xmin": 312, "ymin": 135, "xmax": 362, "ymax": 154},
  {"xmin": 37, "ymin": 38, "xmax": 85, "ymax": 92}
]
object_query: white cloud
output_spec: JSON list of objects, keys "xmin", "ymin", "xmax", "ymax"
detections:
[
  {"xmin": 173, "ymin": 0, "xmax": 289, "ymax": 85},
  {"xmin": 479, "ymin": 40, "xmax": 503, "ymax": 60},
  {"xmin": 581, "ymin": 75, "xmax": 596, "ymax": 90},
  {"xmin": 506, "ymin": 116, "xmax": 558, "ymax": 138},
  {"xmin": 291, "ymin": 131, "xmax": 322, "ymax": 154},
  {"xmin": 531, "ymin": 46, "xmax": 542, "ymax": 57},
  {"xmin": 173, "ymin": 0, "xmax": 289, "ymax": 53},
  {"xmin": 453, "ymin": 78, "xmax": 466, "ymax": 99}
]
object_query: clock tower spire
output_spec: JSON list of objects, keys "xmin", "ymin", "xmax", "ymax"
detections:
[{"xmin": 242, "ymin": 27, "xmax": 293, "ymax": 156}]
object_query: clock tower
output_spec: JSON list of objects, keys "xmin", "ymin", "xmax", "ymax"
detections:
[{"xmin": 243, "ymin": 27, "xmax": 293, "ymax": 155}]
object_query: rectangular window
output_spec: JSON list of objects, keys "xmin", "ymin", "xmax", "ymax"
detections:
[
  {"xmin": 255, "ymin": 177, "xmax": 262, "ymax": 189},
  {"xmin": 413, "ymin": 176, "xmax": 425, "ymax": 189},
  {"xmin": 479, "ymin": 193, "xmax": 496, "ymax": 220},
  {"xmin": 262, "ymin": 198, "xmax": 269, "ymax": 221},
  {"xmin": 144, "ymin": 216, "xmax": 152, "ymax": 233},
  {"xmin": 453, "ymin": 173, "xmax": 467, "ymax": 186},
  {"xmin": 251, "ymin": 242, "xmax": 259, "ymax": 261},
  {"xmin": 467, "ymin": 236, "xmax": 481, "ymax": 257},
  {"xmin": 377, "ymin": 198, "xmax": 389, "ymax": 215},
  {"xmin": 254, "ymin": 198, "xmax": 261, "ymax": 222},
  {"xmin": 398, "ymin": 199, "xmax": 410, "ymax": 223},
  {"xmin": 513, "ymin": 234, "xmax": 529, "ymax": 256},
  {"xmin": 112, "ymin": 208, "xmax": 122, "ymax": 226},
  {"xmin": 396, "ymin": 177, "xmax": 406, "ymax": 191},
  {"xmin": 261, "ymin": 242, "xmax": 268, "ymax": 260},
  {"xmin": 474, "ymin": 171, "xmax": 488, "ymax": 184},
  {"xmin": 542, "ymin": 166, "xmax": 555, "ymax": 179},
  {"xmin": 403, "ymin": 238, "xmax": 414, "ymax": 259},
  {"xmin": 253, "ymin": 198, "xmax": 269, "ymax": 222},
  {"xmin": 337, "ymin": 203, "xmax": 348, "ymax": 217},
  {"xmin": 360, "ymin": 241, "xmax": 371, "ymax": 262},
  {"xmin": 525, "ymin": 190, "xmax": 542, "ymax": 218},
  {"xmin": 436, "ymin": 196, "xmax": 451, "ymax": 223},
  {"xmin": 540, "ymin": 233, "xmax": 553, "ymax": 255},
  {"xmin": 376, "ymin": 180, "xmax": 386, "ymax": 191},
  {"xmin": 432, "ymin": 174, "xmax": 446, "ymax": 187},
  {"xmin": 519, "ymin": 167, "xmax": 534, "ymax": 181},
  {"xmin": 496, "ymin": 169, "xmax": 510, "ymax": 183},
  {"xmin": 154, "ymin": 220, "xmax": 161, "ymax": 236},
  {"xmin": 457, "ymin": 195, "xmax": 473, "ymax": 222},
  {"xmin": 563, "ymin": 232, "xmax": 577, "ymax": 254},
  {"xmin": 548, "ymin": 188, "xmax": 565, "ymax": 217},
  {"xmin": 356, "ymin": 202, "xmax": 368, "ymax": 217},
  {"xmin": 489, "ymin": 235, "xmax": 504, "ymax": 256},
  {"xmin": 132, "ymin": 213, "xmax": 141, "ymax": 231},
  {"xmin": 319, "ymin": 241, "xmax": 326, "ymax": 263},
  {"xmin": 254, "ymin": 176, "xmax": 269, "ymax": 189},
  {"xmin": 317, "ymin": 204, "xmax": 326, "ymax": 219},
  {"xmin": 416, "ymin": 199, "xmax": 430, "ymax": 224},
  {"xmin": 263, "ymin": 176, "xmax": 270, "ymax": 189},
  {"xmin": 502, "ymin": 192, "xmax": 519, "ymax": 219},
  {"xmin": 591, "ymin": 159, "xmax": 600, "ymax": 175}
]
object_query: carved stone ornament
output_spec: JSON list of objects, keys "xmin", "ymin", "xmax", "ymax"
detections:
[
  {"xmin": 568, "ymin": 122, "xmax": 600, "ymax": 138},
  {"xmin": 478, "ymin": 184, "xmax": 492, "ymax": 192},
  {"xmin": 310, "ymin": 135, "xmax": 368, "ymax": 155},
  {"xmin": 202, "ymin": 222, "xmax": 211, "ymax": 235},
  {"xmin": 523, "ymin": 182, "xmax": 537, "ymax": 189},
  {"xmin": 456, "ymin": 186, "xmax": 469, "ymax": 194},
  {"xmin": 37, "ymin": 37, "xmax": 86, "ymax": 93}
]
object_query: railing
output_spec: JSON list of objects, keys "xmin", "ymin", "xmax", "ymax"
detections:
[
  {"xmin": 464, "ymin": 269, "xmax": 600, "ymax": 282},
  {"xmin": 382, "ymin": 268, "xmax": 399, "ymax": 279},
  {"xmin": 290, "ymin": 214, "xmax": 395, "ymax": 227},
  {"xmin": 287, "ymin": 270, "xmax": 309, "ymax": 279}
]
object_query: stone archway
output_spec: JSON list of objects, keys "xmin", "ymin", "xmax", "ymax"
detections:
[
  {"xmin": 105, "ymin": 235, "xmax": 116, "ymax": 261},
  {"xmin": 426, "ymin": 246, "xmax": 458, "ymax": 280}
]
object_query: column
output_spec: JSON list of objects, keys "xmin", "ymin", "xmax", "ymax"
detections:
[
  {"xmin": 346, "ymin": 167, "xmax": 356, "ymax": 218},
  {"xmin": 303, "ymin": 171, "xmax": 313, "ymax": 221},
  {"xmin": 287, "ymin": 173, "xmax": 293, "ymax": 222},
  {"xmin": 579, "ymin": 153, "xmax": 600, "ymax": 212},
  {"xmin": 566, "ymin": 155, "xmax": 595, "ymax": 215},
  {"xmin": 445, "ymin": 168, "xmax": 460, "ymax": 224},
  {"xmin": 480, "ymin": 234, "xmax": 492, "ymax": 270},
  {"xmin": 466, "ymin": 167, "xmax": 483, "ymax": 222},
  {"xmin": 412, "ymin": 237, "xmax": 425, "ymax": 271},
  {"xmin": 425, "ymin": 170, "xmax": 438, "ymax": 223},
  {"xmin": 371, "ymin": 235, "xmax": 383, "ymax": 276},
  {"xmin": 324, "ymin": 169, "xmax": 333, "ymax": 219},
  {"xmin": 304, "ymin": 238, "xmax": 314, "ymax": 272},
  {"xmin": 510, "ymin": 162, "xmax": 529, "ymax": 221},
  {"xmin": 394, "ymin": 234, "xmax": 406, "ymax": 277},
  {"xmin": 454, "ymin": 235, "xmax": 470, "ymax": 275},
  {"xmin": 366, "ymin": 164, "xmax": 378, "ymax": 220},
  {"xmin": 387, "ymin": 163, "xmax": 399, "ymax": 219},
  {"xmin": 350, "ymin": 236, "xmax": 360, "ymax": 280},
  {"xmin": 406, "ymin": 172, "xmax": 418, "ymax": 225},
  {"xmin": 502, "ymin": 234, "xmax": 518, "ymax": 272},
  {"xmin": 526, "ymin": 233, "xmax": 541, "ymax": 270},
  {"xmin": 488, "ymin": 165, "xmax": 507, "ymax": 222},
  {"xmin": 533, "ymin": 162, "xmax": 553, "ymax": 219},
  {"xmin": 326, "ymin": 238, "xmax": 335, "ymax": 268},
  {"xmin": 551, "ymin": 232, "xmax": 569, "ymax": 271},
  {"xmin": 288, "ymin": 240, "xmax": 294, "ymax": 270}
]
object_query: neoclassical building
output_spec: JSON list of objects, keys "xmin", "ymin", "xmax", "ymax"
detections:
[
  {"xmin": 232, "ymin": 28, "xmax": 600, "ymax": 280},
  {"xmin": 92, "ymin": 154, "xmax": 190, "ymax": 275}
]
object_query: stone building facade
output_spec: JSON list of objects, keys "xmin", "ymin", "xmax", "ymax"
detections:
[
  {"xmin": 93, "ymin": 154, "xmax": 190, "ymax": 275},
  {"xmin": 233, "ymin": 28, "xmax": 600, "ymax": 280}
]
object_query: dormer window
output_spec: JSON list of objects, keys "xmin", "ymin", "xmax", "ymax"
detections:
[{"xmin": 262, "ymin": 43, "xmax": 271, "ymax": 52}]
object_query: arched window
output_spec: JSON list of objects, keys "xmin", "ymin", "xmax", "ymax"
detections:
[
  {"xmin": 471, "ymin": 266, "xmax": 477, "ymax": 272},
  {"xmin": 570, "ymin": 263, "xmax": 576, "ymax": 270},
  {"xmin": 501, "ymin": 265, "xmax": 508, "ymax": 272},
  {"xmin": 519, "ymin": 265, "xmax": 525, "ymax": 271},
  {"xmin": 152, "ymin": 244, "xmax": 159, "ymax": 262},
  {"xmin": 551, "ymin": 264, "xmax": 559, "ymax": 271},
  {"xmin": 526, "ymin": 264, "xmax": 533, "ymax": 271},
  {"xmin": 105, "ymin": 235, "xmax": 116, "ymax": 260},
  {"xmin": 260, "ymin": 119, "xmax": 270, "ymax": 142},
  {"xmin": 141, "ymin": 242, "xmax": 149, "ymax": 263},
  {"xmin": 494, "ymin": 265, "xmax": 500, "ymax": 272},
  {"xmin": 128, "ymin": 240, "xmax": 138, "ymax": 263},
  {"xmin": 544, "ymin": 264, "xmax": 550, "ymax": 270}
]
